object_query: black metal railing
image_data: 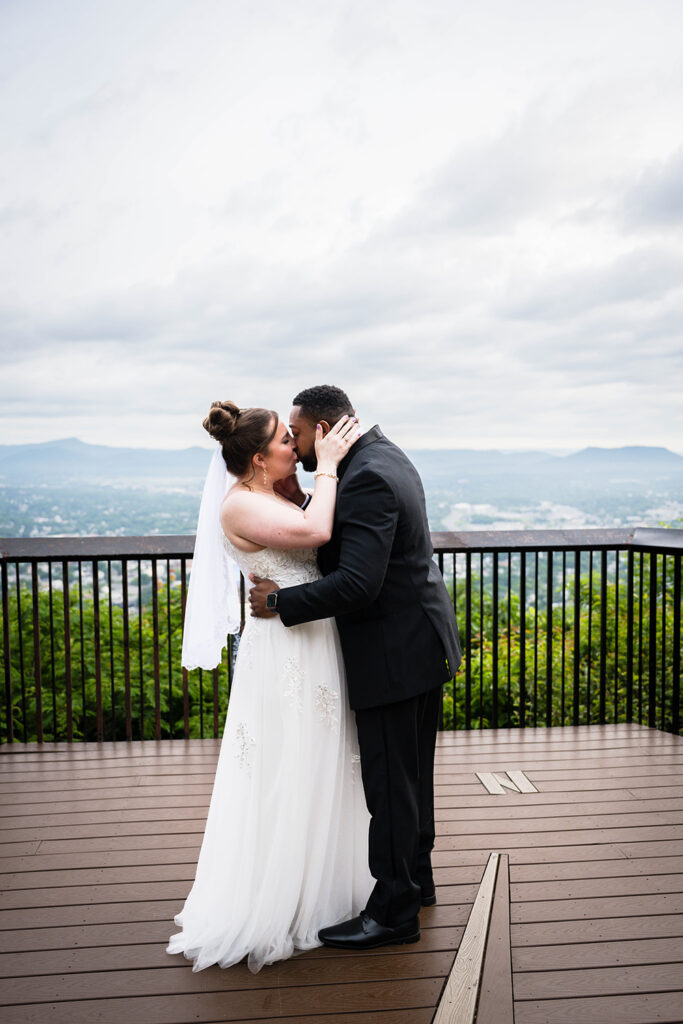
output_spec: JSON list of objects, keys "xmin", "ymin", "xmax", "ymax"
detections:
[
  {"xmin": 1, "ymin": 528, "xmax": 681, "ymax": 743},
  {"xmin": 432, "ymin": 527, "xmax": 680, "ymax": 734}
]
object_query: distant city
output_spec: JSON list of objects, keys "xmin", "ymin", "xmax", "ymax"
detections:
[{"xmin": 0, "ymin": 438, "xmax": 681, "ymax": 538}]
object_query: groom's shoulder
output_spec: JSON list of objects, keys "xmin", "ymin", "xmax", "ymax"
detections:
[
  {"xmin": 350, "ymin": 429, "xmax": 418, "ymax": 481},
  {"xmin": 368, "ymin": 429, "xmax": 414, "ymax": 466}
]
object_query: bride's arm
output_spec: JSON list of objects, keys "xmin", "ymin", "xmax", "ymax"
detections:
[
  {"xmin": 222, "ymin": 417, "xmax": 358, "ymax": 550},
  {"xmin": 222, "ymin": 478, "xmax": 337, "ymax": 550}
]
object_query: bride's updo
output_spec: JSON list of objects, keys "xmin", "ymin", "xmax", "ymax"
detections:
[{"xmin": 203, "ymin": 400, "xmax": 278, "ymax": 479}]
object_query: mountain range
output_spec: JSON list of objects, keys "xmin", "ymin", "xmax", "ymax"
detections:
[{"xmin": 0, "ymin": 437, "xmax": 681, "ymax": 484}]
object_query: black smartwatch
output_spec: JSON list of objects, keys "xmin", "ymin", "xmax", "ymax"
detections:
[{"xmin": 266, "ymin": 590, "xmax": 280, "ymax": 611}]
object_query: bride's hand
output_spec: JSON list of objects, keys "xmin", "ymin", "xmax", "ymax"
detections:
[{"xmin": 315, "ymin": 415, "xmax": 361, "ymax": 470}]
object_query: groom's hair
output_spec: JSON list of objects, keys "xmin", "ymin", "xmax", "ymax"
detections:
[{"xmin": 292, "ymin": 385, "xmax": 354, "ymax": 426}]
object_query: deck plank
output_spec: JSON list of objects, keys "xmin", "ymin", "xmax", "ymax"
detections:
[
  {"xmin": 3, "ymin": 978, "xmax": 445, "ymax": 1023},
  {"xmin": 513, "ymin": 936, "xmax": 683, "ymax": 971},
  {"xmin": 515, "ymin": 992, "xmax": 683, "ymax": 1024},
  {"xmin": 514, "ymin": 962, "xmax": 683, "ymax": 999}
]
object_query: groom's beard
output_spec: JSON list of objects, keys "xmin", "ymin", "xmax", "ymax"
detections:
[{"xmin": 298, "ymin": 451, "xmax": 317, "ymax": 473}]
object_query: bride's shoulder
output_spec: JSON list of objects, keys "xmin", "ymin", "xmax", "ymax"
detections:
[
  {"xmin": 220, "ymin": 488, "xmax": 269, "ymax": 552},
  {"xmin": 222, "ymin": 485, "xmax": 266, "ymax": 507},
  {"xmin": 221, "ymin": 487, "xmax": 283, "ymax": 533}
]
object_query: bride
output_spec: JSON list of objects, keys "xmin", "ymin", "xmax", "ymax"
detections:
[{"xmin": 166, "ymin": 400, "xmax": 373, "ymax": 973}]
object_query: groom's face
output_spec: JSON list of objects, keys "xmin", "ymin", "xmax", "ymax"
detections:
[{"xmin": 289, "ymin": 406, "xmax": 318, "ymax": 472}]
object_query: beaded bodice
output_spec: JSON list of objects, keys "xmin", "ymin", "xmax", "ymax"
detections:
[{"xmin": 222, "ymin": 535, "xmax": 321, "ymax": 588}]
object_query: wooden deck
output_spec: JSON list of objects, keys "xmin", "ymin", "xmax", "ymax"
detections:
[{"xmin": 0, "ymin": 723, "xmax": 682, "ymax": 1024}]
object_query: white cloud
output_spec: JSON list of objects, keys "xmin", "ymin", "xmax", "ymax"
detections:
[
  {"xmin": 624, "ymin": 146, "xmax": 683, "ymax": 226},
  {"xmin": 1, "ymin": 0, "xmax": 682, "ymax": 452}
]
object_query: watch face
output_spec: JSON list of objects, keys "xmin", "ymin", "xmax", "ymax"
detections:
[{"xmin": 266, "ymin": 592, "xmax": 278, "ymax": 609}]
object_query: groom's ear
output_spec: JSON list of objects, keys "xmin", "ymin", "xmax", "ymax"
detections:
[{"xmin": 318, "ymin": 419, "xmax": 331, "ymax": 437}]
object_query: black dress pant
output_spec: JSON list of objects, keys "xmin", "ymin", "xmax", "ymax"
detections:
[{"xmin": 354, "ymin": 684, "xmax": 442, "ymax": 927}]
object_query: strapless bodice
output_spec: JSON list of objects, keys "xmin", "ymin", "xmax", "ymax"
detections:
[{"xmin": 223, "ymin": 535, "xmax": 321, "ymax": 588}]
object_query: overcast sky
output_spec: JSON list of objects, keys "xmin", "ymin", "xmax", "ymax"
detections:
[{"xmin": 1, "ymin": 0, "xmax": 682, "ymax": 452}]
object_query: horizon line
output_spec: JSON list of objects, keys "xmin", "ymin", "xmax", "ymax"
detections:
[{"xmin": 1, "ymin": 436, "xmax": 683, "ymax": 458}]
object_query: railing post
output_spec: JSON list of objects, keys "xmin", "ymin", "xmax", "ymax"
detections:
[
  {"xmin": 626, "ymin": 549, "xmax": 634, "ymax": 724},
  {"xmin": 661, "ymin": 556, "xmax": 667, "ymax": 732},
  {"xmin": 648, "ymin": 552, "xmax": 657, "ymax": 729},
  {"xmin": 62, "ymin": 561, "xmax": 73, "ymax": 743},
  {"xmin": 507, "ymin": 553, "xmax": 512, "ymax": 727},
  {"xmin": 107, "ymin": 561, "xmax": 115, "ymax": 740},
  {"xmin": 181, "ymin": 558, "xmax": 190, "ymax": 739},
  {"xmin": 519, "ymin": 550, "xmax": 526, "ymax": 729},
  {"xmin": 573, "ymin": 551, "xmax": 580, "ymax": 726},
  {"xmin": 92, "ymin": 560, "xmax": 103, "ymax": 742},
  {"xmin": 479, "ymin": 552, "xmax": 484, "ymax": 729},
  {"xmin": 152, "ymin": 559, "xmax": 161, "ymax": 740},
  {"xmin": 532, "ymin": 553, "xmax": 539, "ymax": 726},
  {"xmin": 492, "ymin": 552, "xmax": 498, "ymax": 729},
  {"xmin": 614, "ymin": 551, "xmax": 620, "ymax": 724},
  {"xmin": 673, "ymin": 555, "xmax": 681, "ymax": 735},
  {"xmin": 213, "ymin": 667, "xmax": 220, "ymax": 738},
  {"xmin": 1, "ymin": 560, "xmax": 12, "ymax": 744},
  {"xmin": 77, "ymin": 563, "xmax": 85, "ymax": 738},
  {"xmin": 599, "ymin": 550, "xmax": 607, "ymax": 725},
  {"xmin": 15, "ymin": 566, "xmax": 26, "ymax": 742},
  {"xmin": 31, "ymin": 562, "xmax": 43, "ymax": 743},
  {"xmin": 561, "ymin": 551, "xmax": 567, "ymax": 725},
  {"xmin": 166, "ymin": 558, "xmax": 173, "ymax": 738},
  {"xmin": 122, "ymin": 561, "xmax": 132, "ymax": 742},
  {"xmin": 546, "ymin": 551, "xmax": 553, "ymax": 727},
  {"xmin": 465, "ymin": 552, "xmax": 472, "ymax": 730},
  {"xmin": 137, "ymin": 561, "xmax": 144, "ymax": 738},
  {"xmin": 48, "ymin": 563, "xmax": 57, "ymax": 740},
  {"xmin": 587, "ymin": 551, "xmax": 594, "ymax": 725}
]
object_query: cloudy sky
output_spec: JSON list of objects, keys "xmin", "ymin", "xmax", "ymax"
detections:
[{"xmin": 1, "ymin": 0, "xmax": 682, "ymax": 452}]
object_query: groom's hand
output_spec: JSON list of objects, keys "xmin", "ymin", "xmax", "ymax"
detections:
[
  {"xmin": 274, "ymin": 472, "xmax": 306, "ymax": 507},
  {"xmin": 249, "ymin": 575, "xmax": 279, "ymax": 617}
]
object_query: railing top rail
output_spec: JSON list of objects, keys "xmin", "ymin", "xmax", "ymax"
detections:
[
  {"xmin": 431, "ymin": 528, "xmax": 631, "ymax": 552},
  {"xmin": 0, "ymin": 535, "xmax": 196, "ymax": 561},
  {"xmin": 1, "ymin": 526, "xmax": 681, "ymax": 562},
  {"xmin": 432, "ymin": 526, "xmax": 683, "ymax": 553},
  {"xmin": 632, "ymin": 526, "xmax": 683, "ymax": 552}
]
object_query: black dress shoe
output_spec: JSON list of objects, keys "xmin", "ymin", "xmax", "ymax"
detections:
[
  {"xmin": 318, "ymin": 912, "xmax": 420, "ymax": 950},
  {"xmin": 421, "ymin": 885, "xmax": 437, "ymax": 907}
]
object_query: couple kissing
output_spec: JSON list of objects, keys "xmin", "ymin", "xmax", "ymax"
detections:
[{"xmin": 167, "ymin": 384, "xmax": 461, "ymax": 974}]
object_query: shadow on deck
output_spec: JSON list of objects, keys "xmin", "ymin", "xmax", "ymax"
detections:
[{"xmin": 0, "ymin": 724, "xmax": 682, "ymax": 1024}]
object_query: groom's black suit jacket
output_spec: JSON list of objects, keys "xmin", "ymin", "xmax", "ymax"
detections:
[{"xmin": 278, "ymin": 426, "xmax": 462, "ymax": 710}]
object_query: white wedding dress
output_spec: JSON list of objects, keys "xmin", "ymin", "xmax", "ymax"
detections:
[{"xmin": 167, "ymin": 542, "xmax": 373, "ymax": 973}]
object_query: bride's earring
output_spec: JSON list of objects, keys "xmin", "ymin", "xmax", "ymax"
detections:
[{"xmin": 263, "ymin": 466, "xmax": 268, "ymax": 486}]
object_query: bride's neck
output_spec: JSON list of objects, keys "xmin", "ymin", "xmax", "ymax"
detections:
[{"xmin": 236, "ymin": 475, "xmax": 276, "ymax": 496}]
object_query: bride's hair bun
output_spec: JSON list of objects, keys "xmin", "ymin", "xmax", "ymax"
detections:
[
  {"xmin": 202, "ymin": 400, "xmax": 279, "ymax": 480},
  {"xmin": 203, "ymin": 400, "xmax": 240, "ymax": 444}
]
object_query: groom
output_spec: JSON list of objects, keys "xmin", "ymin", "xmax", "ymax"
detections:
[{"xmin": 249, "ymin": 384, "xmax": 461, "ymax": 949}]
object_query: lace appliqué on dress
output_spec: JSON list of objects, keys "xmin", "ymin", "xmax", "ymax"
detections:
[
  {"xmin": 234, "ymin": 723, "xmax": 256, "ymax": 773},
  {"xmin": 315, "ymin": 683, "xmax": 339, "ymax": 730},
  {"xmin": 282, "ymin": 657, "xmax": 304, "ymax": 713},
  {"xmin": 224, "ymin": 538, "xmax": 321, "ymax": 590},
  {"xmin": 240, "ymin": 617, "xmax": 266, "ymax": 662}
]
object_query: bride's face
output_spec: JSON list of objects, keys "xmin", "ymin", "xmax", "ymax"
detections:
[{"xmin": 261, "ymin": 419, "xmax": 298, "ymax": 482}]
